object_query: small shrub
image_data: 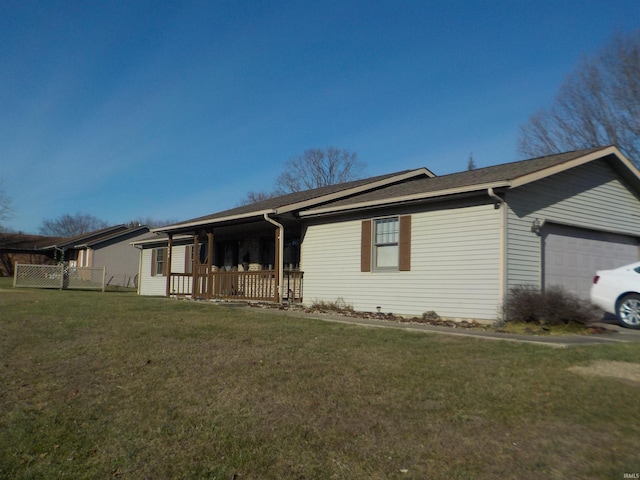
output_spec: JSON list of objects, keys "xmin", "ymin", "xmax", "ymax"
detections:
[
  {"xmin": 503, "ymin": 285, "xmax": 601, "ymax": 327},
  {"xmin": 309, "ymin": 297, "xmax": 354, "ymax": 313},
  {"xmin": 422, "ymin": 310, "xmax": 441, "ymax": 321}
]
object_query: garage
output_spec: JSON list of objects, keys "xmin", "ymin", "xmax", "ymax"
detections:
[{"xmin": 542, "ymin": 223, "xmax": 639, "ymax": 299}]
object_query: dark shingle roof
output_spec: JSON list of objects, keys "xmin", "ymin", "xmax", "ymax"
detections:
[
  {"xmin": 163, "ymin": 170, "xmax": 419, "ymax": 228},
  {"xmin": 309, "ymin": 147, "xmax": 610, "ymax": 210},
  {"xmin": 158, "ymin": 146, "xmax": 625, "ymax": 230},
  {"xmin": 56, "ymin": 225, "xmax": 130, "ymax": 248},
  {"xmin": 0, "ymin": 233, "xmax": 69, "ymax": 251}
]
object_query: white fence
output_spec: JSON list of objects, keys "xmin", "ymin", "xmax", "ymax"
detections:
[{"xmin": 13, "ymin": 263, "xmax": 106, "ymax": 291}]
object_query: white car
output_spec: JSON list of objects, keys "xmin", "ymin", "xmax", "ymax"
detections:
[{"xmin": 590, "ymin": 261, "xmax": 640, "ymax": 329}]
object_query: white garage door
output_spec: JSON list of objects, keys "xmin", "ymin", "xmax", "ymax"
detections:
[{"xmin": 543, "ymin": 223, "xmax": 639, "ymax": 299}]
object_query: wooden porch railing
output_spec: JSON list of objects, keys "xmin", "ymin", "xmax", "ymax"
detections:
[
  {"xmin": 169, "ymin": 269, "xmax": 303, "ymax": 302},
  {"xmin": 169, "ymin": 272, "xmax": 192, "ymax": 296}
]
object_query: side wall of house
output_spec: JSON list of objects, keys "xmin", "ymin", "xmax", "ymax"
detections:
[
  {"xmin": 302, "ymin": 199, "xmax": 502, "ymax": 320},
  {"xmin": 138, "ymin": 244, "xmax": 188, "ymax": 296},
  {"xmin": 92, "ymin": 232, "xmax": 151, "ymax": 287},
  {"xmin": 505, "ymin": 159, "xmax": 640, "ymax": 290}
]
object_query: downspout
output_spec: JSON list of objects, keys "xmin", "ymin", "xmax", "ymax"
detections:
[
  {"xmin": 488, "ymin": 188, "xmax": 507, "ymax": 316},
  {"xmin": 487, "ymin": 187, "xmax": 503, "ymax": 207},
  {"xmin": 135, "ymin": 244, "xmax": 143, "ymax": 295},
  {"xmin": 263, "ymin": 213, "xmax": 284, "ymax": 303},
  {"xmin": 165, "ymin": 234, "xmax": 173, "ymax": 298}
]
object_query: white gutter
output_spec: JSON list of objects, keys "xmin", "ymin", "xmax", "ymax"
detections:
[
  {"xmin": 487, "ymin": 187, "xmax": 504, "ymax": 207},
  {"xmin": 299, "ymin": 181, "xmax": 511, "ymax": 217},
  {"xmin": 263, "ymin": 213, "xmax": 284, "ymax": 303},
  {"xmin": 131, "ymin": 234, "xmax": 192, "ymax": 248}
]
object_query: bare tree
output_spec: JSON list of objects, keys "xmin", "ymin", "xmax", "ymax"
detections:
[
  {"xmin": 237, "ymin": 190, "xmax": 282, "ymax": 207},
  {"xmin": 0, "ymin": 178, "xmax": 13, "ymax": 231},
  {"xmin": 518, "ymin": 30, "xmax": 640, "ymax": 165},
  {"xmin": 39, "ymin": 213, "xmax": 109, "ymax": 237},
  {"xmin": 237, "ymin": 191, "xmax": 277, "ymax": 206},
  {"xmin": 238, "ymin": 147, "xmax": 366, "ymax": 205},
  {"xmin": 274, "ymin": 147, "xmax": 366, "ymax": 194},
  {"xmin": 125, "ymin": 217, "xmax": 180, "ymax": 228}
]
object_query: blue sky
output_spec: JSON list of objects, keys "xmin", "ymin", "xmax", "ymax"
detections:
[{"xmin": 1, "ymin": 0, "xmax": 638, "ymax": 234}]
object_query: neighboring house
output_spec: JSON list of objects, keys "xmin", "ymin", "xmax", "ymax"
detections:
[
  {"xmin": 1, "ymin": 225, "xmax": 150, "ymax": 287},
  {"xmin": 55, "ymin": 225, "xmax": 151, "ymax": 287},
  {"xmin": 136, "ymin": 146, "xmax": 640, "ymax": 321},
  {"xmin": 0, "ymin": 233, "xmax": 67, "ymax": 276}
]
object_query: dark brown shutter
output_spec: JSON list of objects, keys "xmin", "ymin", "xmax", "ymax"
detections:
[
  {"xmin": 361, "ymin": 220, "xmax": 372, "ymax": 272},
  {"xmin": 162, "ymin": 247, "xmax": 169, "ymax": 276},
  {"xmin": 185, "ymin": 245, "xmax": 193, "ymax": 274},
  {"xmin": 399, "ymin": 215, "xmax": 411, "ymax": 271},
  {"xmin": 151, "ymin": 249, "xmax": 157, "ymax": 276}
]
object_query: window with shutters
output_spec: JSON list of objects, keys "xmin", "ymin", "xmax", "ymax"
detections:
[{"xmin": 361, "ymin": 216, "xmax": 411, "ymax": 272}]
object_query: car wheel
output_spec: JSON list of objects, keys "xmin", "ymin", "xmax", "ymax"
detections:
[{"xmin": 616, "ymin": 294, "xmax": 640, "ymax": 329}]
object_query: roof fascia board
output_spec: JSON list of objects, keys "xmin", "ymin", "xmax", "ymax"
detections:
[
  {"xmin": 276, "ymin": 168, "xmax": 435, "ymax": 214},
  {"xmin": 510, "ymin": 146, "xmax": 637, "ymax": 188},
  {"xmin": 57, "ymin": 225, "xmax": 128, "ymax": 248},
  {"xmin": 299, "ymin": 181, "xmax": 511, "ymax": 217},
  {"xmin": 82, "ymin": 226, "xmax": 150, "ymax": 247},
  {"xmin": 604, "ymin": 147, "xmax": 640, "ymax": 188},
  {"xmin": 131, "ymin": 234, "xmax": 192, "ymax": 247},
  {"xmin": 154, "ymin": 209, "xmax": 276, "ymax": 233}
]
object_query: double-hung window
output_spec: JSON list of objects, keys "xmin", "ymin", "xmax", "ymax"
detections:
[
  {"xmin": 374, "ymin": 217, "xmax": 399, "ymax": 269},
  {"xmin": 151, "ymin": 247, "xmax": 168, "ymax": 276}
]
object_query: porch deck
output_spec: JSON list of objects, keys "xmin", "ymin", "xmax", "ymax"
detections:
[{"xmin": 169, "ymin": 269, "xmax": 303, "ymax": 303}]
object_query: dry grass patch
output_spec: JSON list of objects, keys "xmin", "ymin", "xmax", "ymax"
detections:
[{"xmin": 569, "ymin": 361, "xmax": 640, "ymax": 386}]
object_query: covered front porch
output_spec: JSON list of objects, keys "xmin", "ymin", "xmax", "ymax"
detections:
[{"xmin": 162, "ymin": 212, "xmax": 303, "ymax": 303}]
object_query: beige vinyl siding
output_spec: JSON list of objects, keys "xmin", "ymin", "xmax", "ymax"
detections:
[
  {"xmin": 138, "ymin": 245, "xmax": 188, "ymax": 296},
  {"xmin": 302, "ymin": 202, "xmax": 501, "ymax": 320},
  {"xmin": 506, "ymin": 159, "xmax": 640, "ymax": 290}
]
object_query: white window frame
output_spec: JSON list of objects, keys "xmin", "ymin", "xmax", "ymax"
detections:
[
  {"xmin": 154, "ymin": 247, "xmax": 166, "ymax": 277},
  {"xmin": 373, "ymin": 216, "xmax": 399, "ymax": 270}
]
